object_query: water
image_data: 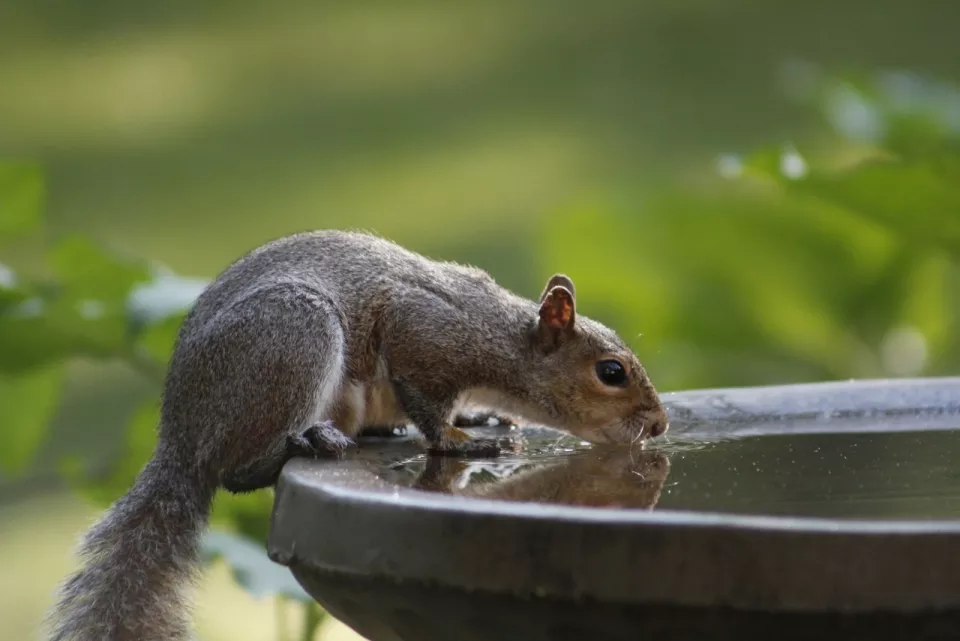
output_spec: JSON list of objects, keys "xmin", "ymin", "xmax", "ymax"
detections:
[{"xmin": 361, "ymin": 424, "xmax": 960, "ymax": 520}]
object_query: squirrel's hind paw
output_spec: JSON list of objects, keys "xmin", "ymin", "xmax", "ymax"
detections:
[{"xmin": 287, "ymin": 421, "xmax": 354, "ymax": 459}]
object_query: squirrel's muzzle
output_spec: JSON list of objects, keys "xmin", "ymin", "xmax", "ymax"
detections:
[{"xmin": 606, "ymin": 407, "xmax": 669, "ymax": 444}]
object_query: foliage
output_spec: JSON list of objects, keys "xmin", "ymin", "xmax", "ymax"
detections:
[
  {"xmin": 542, "ymin": 68, "xmax": 960, "ymax": 391},
  {"xmin": 1, "ymin": 67, "xmax": 959, "ymax": 639},
  {"xmin": 0, "ymin": 161, "xmax": 323, "ymax": 638}
]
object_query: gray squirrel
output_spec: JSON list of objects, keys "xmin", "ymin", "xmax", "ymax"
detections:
[{"xmin": 46, "ymin": 230, "xmax": 668, "ymax": 641}]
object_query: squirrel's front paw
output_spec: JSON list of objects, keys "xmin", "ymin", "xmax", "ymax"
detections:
[{"xmin": 287, "ymin": 421, "xmax": 355, "ymax": 459}]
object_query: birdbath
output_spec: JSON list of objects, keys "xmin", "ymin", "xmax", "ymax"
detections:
[{"xmin": 267, "ymin": 377, "xmax": 960, "ymax": 641}]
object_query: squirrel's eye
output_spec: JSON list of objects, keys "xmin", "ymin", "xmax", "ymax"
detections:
[{"xmin": 596, "ymin": 359, "xmax": 627, "ymax": 387}]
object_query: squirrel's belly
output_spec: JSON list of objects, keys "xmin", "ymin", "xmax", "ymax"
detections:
[
  {"xmin": 329, "ymin": 380, "xmax": 407, "ymax": 435},
  {"xmin": 363, "ymin": 381, "xmax": 407, "ymax": 427}
]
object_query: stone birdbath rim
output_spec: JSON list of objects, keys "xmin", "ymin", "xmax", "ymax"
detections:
[{"xmin": 267, "ymin": 377, "xmax": 960, "ymax": 614}]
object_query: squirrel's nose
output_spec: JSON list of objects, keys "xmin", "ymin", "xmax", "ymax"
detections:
[{"xmin": 646, "ymin": 411, "xmax": 670, "ymax": 438}]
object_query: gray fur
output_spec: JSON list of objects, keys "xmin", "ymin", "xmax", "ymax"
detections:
[
  {"xmin": 45, "ymin": 229, "xmax": 667, "ymax": 641},
  {"xmin": 45, "ymin": 447, "xmax": 214, "ymax": 641}
]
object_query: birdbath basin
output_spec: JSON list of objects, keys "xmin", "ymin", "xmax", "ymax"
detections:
[{"xmin": 267, "ymin": 378, "xmax": 960, "ymax": 641}]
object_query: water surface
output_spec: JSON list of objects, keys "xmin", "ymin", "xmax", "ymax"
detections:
[{"xmin": 363, "ymin": 425, "xmax": 960, "ymax": 520}]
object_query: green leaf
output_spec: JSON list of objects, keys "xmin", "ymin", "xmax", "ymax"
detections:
[
  {"xmin": 135, "ymin": 314, "xmax": 184, "ymax": 364},
  {"xmin": 210, "ymin": 490, "xmax": 276, "ymax": 546},
  {"xmin": 0, "ymin": 262, "xmax": 28, "ymax": 309},
  {"xmin": 0, "ymin": 240, "xmax": 159, "ymax": 373},
  {"xmin": 0, "ymin": 294, "xmax": 124, "ymax": 373},
  {"xmin": 0, "ymin": 363, "xmax": 65, "ymax": 476},
  {"xmin": 0, "ymin": 163, "xmax": 44, "ymax": 240},
  {"xmin": 882, "ymin": 112, "xmax": 958, "ymax": 160},
  {"xmin": 68, "ymin": 401, "xmax": 159, "ymax": 507},
  {"xmin": 202, "ymin": 530, "xmax": 312, "ymax": 603},
  {"xmin": 748, "ymin": 150, "xmax": 960, "ymax": 257},
  {"xmin": 800, "ymin": 160, "xmax": 960, "ymax": 254},
  {"xmin": 49, "ymin": 236, "xmax": 152, "ymax": 302}
]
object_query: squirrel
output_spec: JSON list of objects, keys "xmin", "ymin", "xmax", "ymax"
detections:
[{"xmin": 45, "ymin": 229, "xmax": 669, "ymax": 641}]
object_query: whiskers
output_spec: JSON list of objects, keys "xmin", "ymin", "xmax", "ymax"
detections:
[{"xmin": 627, "ymin": 418, "xmax": 647, "ymax": 467}]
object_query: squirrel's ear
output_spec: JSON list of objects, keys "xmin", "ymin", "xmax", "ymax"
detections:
[
  {"xmin": 540, "ymin": 274, "xmax": 576, "ymax": 303},
  {"xmin": 538, "ymin": 285, "xmax": 576, "ymax": 341}
]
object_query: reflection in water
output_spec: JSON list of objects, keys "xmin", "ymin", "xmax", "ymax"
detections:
[
  {"xmin": 412, "ymin": 446, "xmax": 671, "ymax": 510},
  {"xmin": 369, "ymin": 424, "xmax": 960, "ymax": 520}
]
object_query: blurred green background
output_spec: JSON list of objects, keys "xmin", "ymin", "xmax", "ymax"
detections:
[{"xmin": 2, "ymin": 1, "xmax": 960, "ymax": 640}]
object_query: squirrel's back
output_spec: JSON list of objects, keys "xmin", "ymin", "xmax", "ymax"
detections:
[{"xmin": 182, "ymin": 229, "xmax": 505, "ymax": 336}]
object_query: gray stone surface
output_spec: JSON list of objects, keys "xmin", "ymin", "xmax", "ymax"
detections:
[{"xmin": 661, "ymin": 376, "xmax": 960, "ymax": 435}]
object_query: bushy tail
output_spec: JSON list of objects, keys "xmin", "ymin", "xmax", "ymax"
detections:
[{"xmin": 46, "ymin": 449, "xmax": 216, "ymax": 641}]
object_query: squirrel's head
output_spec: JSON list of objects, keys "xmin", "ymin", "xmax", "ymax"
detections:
[{"xmin": 527, "ymin": 274, "xmax": 669, "ymax": 444}]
